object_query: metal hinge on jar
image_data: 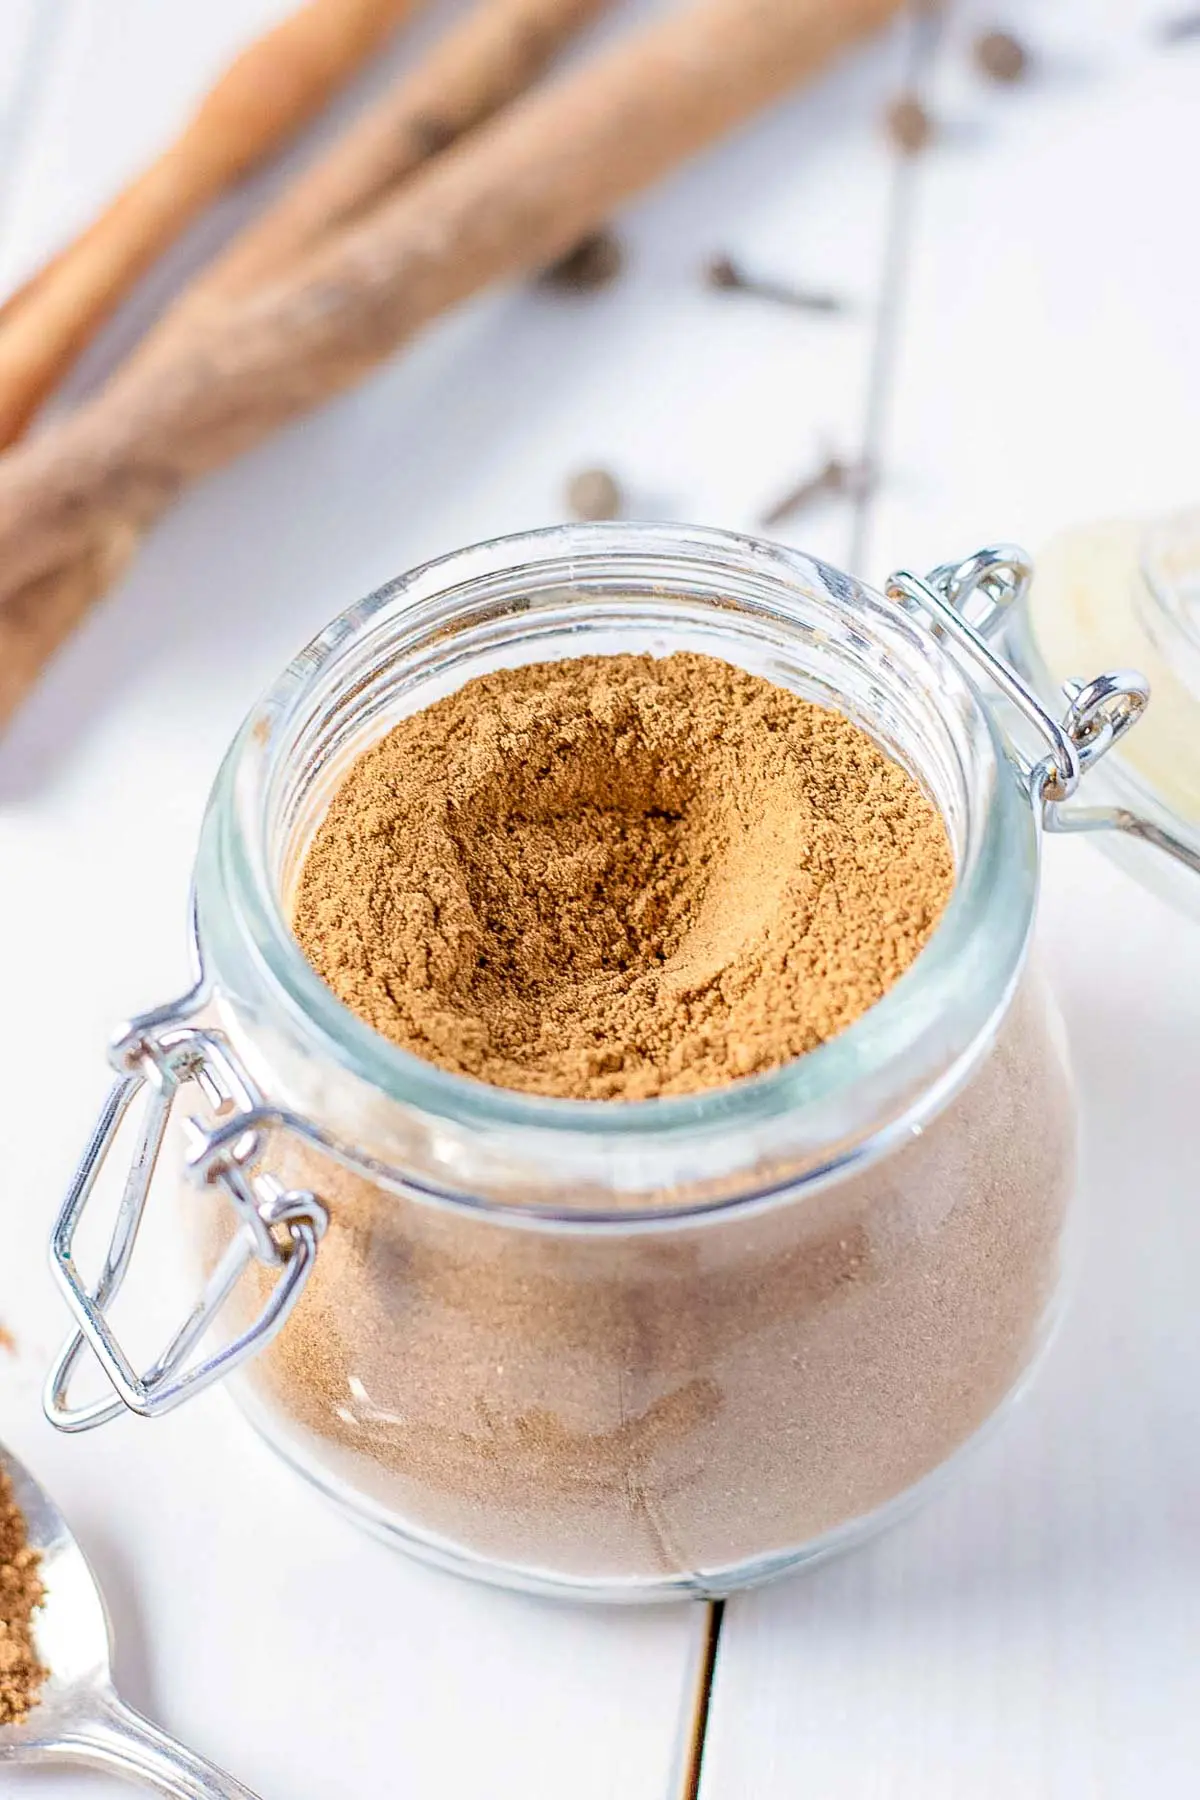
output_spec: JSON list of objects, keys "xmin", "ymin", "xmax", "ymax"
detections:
[
  {"xmin": 888, "ymin": 545, "xmax": 1200, "ymax": 874},
  {"xmin": 45, "ymin": 977, "xmax": 328, "ymax": 1433}
]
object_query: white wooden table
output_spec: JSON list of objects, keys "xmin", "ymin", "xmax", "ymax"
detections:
[{"xmin": 1, "ymin": 2, "xmax": 1197, "ymax": 1794}]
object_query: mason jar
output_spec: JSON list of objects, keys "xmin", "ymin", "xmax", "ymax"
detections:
[{"xmin": 46, "ymin": 524, "xmax": 1182, "ymax": 1602}]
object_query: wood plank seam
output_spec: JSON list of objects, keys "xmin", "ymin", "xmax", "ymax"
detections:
[{"xmin": 676, "ymin": 1601, "xmax": 725, "ymax": 1800}]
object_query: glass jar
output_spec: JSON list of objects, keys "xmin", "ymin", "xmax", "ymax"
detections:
[{"xmin": 47, "ymin": 524, "xmax": 1173, "ymax": 1602}]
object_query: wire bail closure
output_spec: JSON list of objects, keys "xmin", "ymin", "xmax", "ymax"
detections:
[
  {"xmin": 45, "ymin": 981, "xmax": 328, "ymax": 1433},
  {"xmin": 889, "ymin": 545, "xmax": 1200, "ymax": 874},
  {"xmin": 887, "ymin": 543, "xmax": 1152, "ymax": 806}
]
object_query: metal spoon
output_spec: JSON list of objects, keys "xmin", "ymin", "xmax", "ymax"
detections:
[{"xmin": 0, "ymin": 1444, "xmax": 260, "ymax": 1796}]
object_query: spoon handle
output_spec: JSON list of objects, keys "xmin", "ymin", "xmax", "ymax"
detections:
[{"xmin": 58, "ymin": 1689, "xmax": 262, "ymax": 1798}]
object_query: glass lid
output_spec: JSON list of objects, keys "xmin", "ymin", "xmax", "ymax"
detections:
[{"xmin": 1013, "ymin": 510, "xmax": 1200, "ymax": 917}]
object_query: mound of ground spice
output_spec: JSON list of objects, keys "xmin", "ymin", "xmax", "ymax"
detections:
[
  {"xmin": 293, "ymin": 651, "xmax": 954, "ymax": 1099},
  {"xmin": 0, "ymin": 1466, "xmax": 45, "ymax": 1726}
]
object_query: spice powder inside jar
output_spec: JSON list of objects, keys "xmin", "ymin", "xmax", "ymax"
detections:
[
  {"xmin": 219, "ymin": 644, "xmax": 1072, "ymax": 1587},
  {"xmin": 292, "ymin": 651, "xmax": 955, "ymax": 1100}
]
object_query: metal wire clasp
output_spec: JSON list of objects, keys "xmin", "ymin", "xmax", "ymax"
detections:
[
  {"xmin": 888, "ymin": 545, "xmax": 1145, "ymax": 799},
  {"xmin": 887, "ymin": 546, "xmax": 1200, "ymax": 875},
  {"xmin": 886, "ymin": 544, "xmax": 1179, "ymax": 826},
  {"xmin": 45, "ymin": 983, "xmax": 328, "ymax": 1433}
]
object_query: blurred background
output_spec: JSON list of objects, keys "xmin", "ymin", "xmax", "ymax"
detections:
[{"xmin": 0, "ymin": 2, "xmax": 1197, "ymax": 1796}]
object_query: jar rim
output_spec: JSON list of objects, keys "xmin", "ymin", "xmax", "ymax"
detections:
[{"xmin": 196, "ymin": 522, "xmax": 1039, "ymax": 1205}]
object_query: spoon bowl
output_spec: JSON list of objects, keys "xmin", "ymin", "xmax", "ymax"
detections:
[
  {"xmin": 0, "ymin": 1443, "xmax": 260, "ymax": 1795},
  {"xmin": 1, "ymin": 1442, "xmax": 112, "ymax": 1749}
]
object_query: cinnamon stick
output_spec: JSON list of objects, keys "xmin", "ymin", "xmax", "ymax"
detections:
[
  {"xmin": 0, "ymin": 0, "xmax": 903, "ymax": 729},
  {"xmin": 0, "ymin": 0, "xmax": 426, "ymax": 449},
  {"xmin": 156, "ymin": 0, "xmax": 616, "ymax": 327}
]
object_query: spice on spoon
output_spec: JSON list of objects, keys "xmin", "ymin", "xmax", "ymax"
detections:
[
  {"xmin": 0, "ymin": 1466, "xmax": 44, "ymax": 1726},
  {"xmin": 704, "ymin": 254, "xmax": 845, "ymax": 314}
]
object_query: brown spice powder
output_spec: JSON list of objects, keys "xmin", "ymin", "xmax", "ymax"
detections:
[
  {"xmin": 226, "ymin": 651, "xmax": 1071, "ymax": 1587},
  {"xmin": 292, "ymin": 651, "xmax": 954, "ymax": 1099},
  {"xmin": 234, "ymin": 975, "xmax": 1073, "ymax": 1579},
  {"xmin": 0, "ymin": 1467, "xmax": 45, "ymax": 1726}
]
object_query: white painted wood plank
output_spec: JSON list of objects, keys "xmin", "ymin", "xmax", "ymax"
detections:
[
  {"xmin": 865, "ymin": 0, "xmax": 1200, "ymax": 581},
  {"xmin": 0, "ymin": 1, "xmax": 914, "ymax": 1795},
  {"xmin": 705, "ymin": 3, "xmax": 1200, "ymax": 1794}
]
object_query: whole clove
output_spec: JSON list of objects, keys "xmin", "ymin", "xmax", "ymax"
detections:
[
  {"xmin": 973, "ymin": 28, "xmax": 1030, "ymax": 82},
  {"xmin": 884, "ymin": 93, "xmax": 933, "ymax": 154},
  {"xmin": 704, "ymin": 254, "xmax": 844, "ymax": 314},
  {"xmin": 540, "ymin": 228, "xmax": 625, "ymax": 293},
  {"xmin": 760, "ymin": 452, "xmax": 874, "ymax": 529},
  {"xmin": 565, "ymin": 467, "xmax": 623, "ymax": 520}
]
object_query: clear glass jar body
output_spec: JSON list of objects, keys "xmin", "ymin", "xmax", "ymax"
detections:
[{"xmin": 191, "ymin": 524, "xmax": 1076, "ymax": 1600}]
